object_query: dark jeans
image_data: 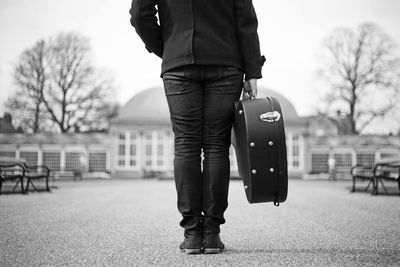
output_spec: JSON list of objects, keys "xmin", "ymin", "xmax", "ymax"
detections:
[{"xmin": 162, "ymin": 65, "xmax": 243, "ymax": 237}]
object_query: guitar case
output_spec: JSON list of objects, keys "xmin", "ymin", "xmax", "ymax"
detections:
[{"xmin": 233, "ymin": 97, "xmax": 288, "ymax": 205}]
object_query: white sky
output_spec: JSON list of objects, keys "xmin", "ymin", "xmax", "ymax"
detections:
[{"xmin": 1, "ymin": 0, "xmax": 400, "ymax": 119}]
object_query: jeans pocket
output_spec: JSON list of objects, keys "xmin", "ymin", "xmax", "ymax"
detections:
[
  {"xmin": 162, "ymin": 69, "xmax": 190, "ymax": 96},
  {"xmin": 163, "ymin": 79, "xmax": 191, "ymax": 96},
  {"xmin": 214, "ymin": 66, "xmax": 243, "ymax": 94}
]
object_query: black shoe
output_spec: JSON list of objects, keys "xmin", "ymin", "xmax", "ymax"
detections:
[
  {"xmin": 179, "ymin": 237, "xmax": 202, "ymax": 254},
  {"xmin": 203, "ymin": 234, "xmax": 225, "ymax": 254}
]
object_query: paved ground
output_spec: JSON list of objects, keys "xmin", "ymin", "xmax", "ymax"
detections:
[{"xmin": 0, "ymin": 179, "xmax": 399, "ymax": 266}]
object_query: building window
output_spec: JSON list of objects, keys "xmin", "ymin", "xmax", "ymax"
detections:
[
  {"xmin": 356, "ymin": 153, "xmax": 375, "ymax": 168},
  {"xmin": 129, "ymin": 132, "xmax": 138, "ymax": 167},
  {"xmin": 334, "ymin": 152, "xmax": 353, "ymax": 172},
  {"xmin": 286, "ymin": 132, "xmax": 302, "ymax": 170},
  {"xmin": 157, "ymin": 145, "xmax": 163, "ymax": 166},
  {"xmin": 144, "ymin": 132, "xmax": 153, "ymax": 167},
  {"xmin": 292, "ymin": 134, "xmax": 300, "ymax": 168},
  {"xmin": 311, "ymin": 153, "xmax": 329, "ymax": 173},
  {"xmin": 118, "ymin": 133, "xmax": 126, "ymax": 166},
  {"xmin": 156, "ymin": 133, "xmax": 164, "ymax": 167},
  {"xmin": 43, "ymin": 151, "xmax": 61, "ymax": 171},
  {"xmin": 65, "ymin": 152, "xmax": 81, "ymax": 171},
  {"xmin": 331, "ymin": 152, "xmax": 353, "ymax": 179},
  {"xmin": 380, "ymin": 152, "xmax": 399, "ymax": 160},
  {"xmin": 89, "ymin": 152, "xmax": 107, "ymax": 172},
  {"xmin": 20, "ymin": 151, "xmax": 38, "ymax": 166},
  {"xmin": 0, "ymin": 151, "xmax": 16, "ymax": 158},
  {"xmin": 145, "ymin": 145, "xmax": 152, "ymax": 155}
]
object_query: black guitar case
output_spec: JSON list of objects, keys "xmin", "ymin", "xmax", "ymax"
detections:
[{"xmin": 233, "ymin": 97, "xmax": 288, "ymax": 205}]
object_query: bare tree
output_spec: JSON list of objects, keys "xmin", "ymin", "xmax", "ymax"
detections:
[
  {"xmin": 6, "ymin": 40, "xmax": 49, "ymax": 133},
  {"xmin": 319, "ymin": 23, "xmax": 400, "ymax": 134},
  {"xmin": 7, "ymin": 32, "xmax": 118, "ymax": 133},
  {"xmin": 42, "ymin": 32, "xmax": 117, "ymax": 132}
]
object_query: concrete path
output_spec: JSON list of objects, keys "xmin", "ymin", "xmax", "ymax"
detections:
[{"xmin": 1, "ymin": 179, "xmax": 399, "ymax": 266}]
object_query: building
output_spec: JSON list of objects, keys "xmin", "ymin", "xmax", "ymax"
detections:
[
  {"xmin": 109, "ymin": 87, "xmax": 309, "ymax": 178},
  {"xmin": 0, "ymin": 133, "xmax": 110, "ymax": 179},
  {"xmin": 0, "ymin": 113, "xmax": 23, "ymax": 133},
  {"xmin": 305, "ymin": 135, "xmax": 400, "ymax": 179},
  {"xmin": 1, "ymin": 87, "xmax": 399, "ymax": 179}
]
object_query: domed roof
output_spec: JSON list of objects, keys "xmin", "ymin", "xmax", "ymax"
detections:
[
  {"xmin": 114, "ymin": 86, "xmax": 298, "ymax": 124},
  {"xmin": 116, "ymin": 87, "xmax": 170, "ymax": 123}
]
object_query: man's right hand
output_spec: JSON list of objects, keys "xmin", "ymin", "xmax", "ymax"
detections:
[{"xmin": 243, "ymin": 78, "xmax": 257, "ymax": 99}]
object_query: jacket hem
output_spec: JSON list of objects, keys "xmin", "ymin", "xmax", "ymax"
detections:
[{"xmin": 160, "ymin": 55, "xmax": 243, "ymax": 77}]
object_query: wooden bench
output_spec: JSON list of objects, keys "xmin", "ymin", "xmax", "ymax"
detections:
[
  {"xmin": 350, "ymin": 158, "xmax": 400, "ymax": 195},
  {"xmin": 350, "ymin": 165, "xmax": 375, "ymax": 193},
  {"xmin": 0, "ymin": 164, "xmax": 26, "ymax": 194},
  {"xmin": 23, "ymin": 164, "xmax": 51, "ymax": 192},
  {"xmin": 0, "ymin": 157, "xmax": 27, "ymax": 194},
  {"xmin": 374, "ymin": 161, "xmax": 400, "ymax": 195},
  {"xmin": 0, "ymin": 156, "xmax": 51, "ymax": 194}
]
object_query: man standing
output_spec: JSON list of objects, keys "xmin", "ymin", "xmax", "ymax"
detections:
[{"xmin": 130, "ymin": 0, "xmax": 264, "ymax": 254}]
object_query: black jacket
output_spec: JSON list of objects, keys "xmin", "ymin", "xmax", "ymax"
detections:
[{"xmin": 130, "ymin": 0, "xmax": 265, "ymax": 80}]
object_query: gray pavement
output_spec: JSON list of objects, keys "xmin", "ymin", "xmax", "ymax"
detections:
[{"xmin": 0, "ymin": 179, "xmax": 399, "ymax": 266}]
